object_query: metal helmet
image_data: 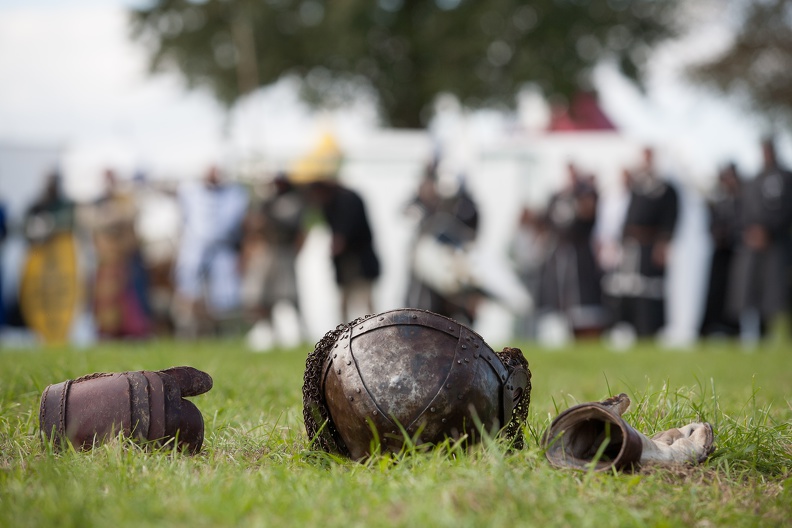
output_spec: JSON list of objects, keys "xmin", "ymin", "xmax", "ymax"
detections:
[{"xmin": 303, "ymin": 308, "xmax": 531, "ymax": 459}]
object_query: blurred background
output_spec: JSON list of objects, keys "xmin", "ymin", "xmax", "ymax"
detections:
[{"xmin": 1, "ymin": 0, "xmax": 791, "ymax": 350}]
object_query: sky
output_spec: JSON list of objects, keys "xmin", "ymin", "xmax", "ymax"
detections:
[
  {"xmin": 0, "ymin": 1, "xmax": 226, "ymax": 176},
  {"xmin": 0, "ymin": 0, "xmax": 788, "ymax": 195}
]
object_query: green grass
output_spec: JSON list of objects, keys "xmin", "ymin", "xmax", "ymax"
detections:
[{"xmin": 1, "ymin": 338, "xmax": 791, "ymax": 527}]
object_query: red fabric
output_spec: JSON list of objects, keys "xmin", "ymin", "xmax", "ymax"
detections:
[{"xmin": 548, "ymin": 92, "xmax": 617, "ymax": 132}]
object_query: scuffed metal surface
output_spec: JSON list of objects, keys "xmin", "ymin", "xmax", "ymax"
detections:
[{"xmin": 303, "ymin": 308, "xmax": 531, "ymax": 459}]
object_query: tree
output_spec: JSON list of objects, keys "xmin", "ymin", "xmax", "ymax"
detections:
[
  {"xmin": 687, "ymin": 0, "xmax": 792, "ymax": 126},
  {"xmin": 130, "ymin": 0, "xmax": 678, "ymax": 128}
]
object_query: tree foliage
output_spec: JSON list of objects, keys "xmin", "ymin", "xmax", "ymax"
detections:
[
  {"xmin": 129, "ymin": 0, "xmax": 678, "ymax": 128},
  {"xmin": 687, "ymin": 0, "xmax": 792, "ymax": 125}
]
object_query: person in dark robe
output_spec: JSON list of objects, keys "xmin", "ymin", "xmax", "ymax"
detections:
[
  {"xmin": 537, "ymin": 163, "xmax": 608, "ymax": 337},
  {"xmin": 290, "ymin": 133, "xmax": 380, "ymax": 322},
  {"xmin": 700, "ymin": 163, "xmax": 741, "ymax": 337},
  {"xmin": 727, "ymin": 137, "xmax": 792, "ymax": 343},
  {"xmin": 308, "ymin": 179, "xmax": 380, "ymax": 321},
  {"xmin": 604, "ymin": 147, "xmax": 679, "ymax": 337}
]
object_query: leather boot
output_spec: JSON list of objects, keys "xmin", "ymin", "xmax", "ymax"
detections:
[{"xmin": 39, "ymin": 366, "xmax": 212, "ymax": 454}]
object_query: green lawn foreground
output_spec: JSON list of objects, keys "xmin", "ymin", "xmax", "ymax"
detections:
[{"xmin": 1, "ymin": 339, "xmax": 790, "ymax": 527}]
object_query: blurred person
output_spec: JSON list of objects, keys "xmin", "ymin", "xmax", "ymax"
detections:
[
  {"xmin": 403, "ymin": 161, "xmax": 441, "ymax": 312},
  {"xmin": 405, "ymin": 163, "xmax": 484, "ymax": 326},
  {"xmin": 537, "ymin": 163, "xmax": 607, "ymax": 339},
  {"xmin": 84, "ymin": 169, "xmax": 151, "ymax": 339},
  {"xmin": 404, "ymin": 158, "xmax": 442, "ymax": 224},
  {"xmin": 19, "ymin": 171, "xmax": 79, "ymax": 344},
  {"xmin": 130, "ymin": 173, "xmax": 181, "ymax": 336},
  {"xmin": 292, "ymin": 134, "xmax": 380, "ymax": 322},
  {"xmin": 700, "ymin": 163, "xmax": 742, "ymax": 337},
  {"xmin": 603, "ymin": 147, "xmax": 679, "ymax": 338},
  {"xmin": 172, "ymin": 165, "xmax": 248, "ymax": 337},
  {"xmin": 595, "ymin": 168, "xmax": 632, "ymax": 328},
  {"xmin": 727, "ymin": 137, "xmax": 792, "ymax": 344},
  {"xmin": 0, "ymin": 199, "xmax": 6, "ymax": 329},
  {"xmin": 241, "ymin": 173, "xmax": 308, "ymax": 351},
  {"xmin": 510, "ymin": 206, "xmax": 549, "ymax": 340},
  {"xmin": 24, "ymin": 171, "xmax": 76, "ymax": 237}
]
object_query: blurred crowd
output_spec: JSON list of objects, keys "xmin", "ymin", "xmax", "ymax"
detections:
[
  {"xmin": 1, "ymin": 135, "xmax": 791, "ymax": 350},
  {"xmin": 512, "ymin": 137, "xmax": 792, "ymax": 347},
  {"xmin": 0, "ymin": 134, "xmax": 383, "ymax": 350}
]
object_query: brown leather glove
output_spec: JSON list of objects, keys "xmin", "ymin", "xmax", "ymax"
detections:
[
  {"xmin": 542, "ymin": 393, "xmax": 714, "ymax": 471},
  {"xmin": 39, "ymin": 366, "xmax": 213, "ymax": 454}
]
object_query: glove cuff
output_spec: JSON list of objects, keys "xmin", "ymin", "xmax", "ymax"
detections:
[{"xmin": 541, "ymin": 400, "xmax": 643, "ymax": 471}]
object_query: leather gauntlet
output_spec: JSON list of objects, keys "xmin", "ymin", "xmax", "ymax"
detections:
[{"xmin": 39, "ymin": 366, "xmax": 213, "ymax": 454}]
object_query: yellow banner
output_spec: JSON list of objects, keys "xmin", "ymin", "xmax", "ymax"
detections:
[{"xmin": 20, "ymin": 233, "xmax": 80, "ymax": 345}]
